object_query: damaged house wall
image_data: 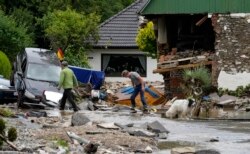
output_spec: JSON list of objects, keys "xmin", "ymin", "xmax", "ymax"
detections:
[
  {"xmin": 215, "ymin": 14, "xmax": 250, "ymax": 73},
  {"xmin": 152, "ymin": 14, "xmax": 216, "ymax": 99},
  {"xmin": 139, "ymin": 0, "xmax": 250, "ymax": 99},
  {"xmin": 147, "ymin": 13, "xmax": 250, "ymax": 99}
]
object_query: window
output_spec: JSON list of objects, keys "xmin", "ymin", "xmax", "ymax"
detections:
[
  {"xmin": 26, "ymin": 63, "xmax": 61, "ymax": 82},
  {"xmin": 102, "ymin": 54, "xmax": 147, "ymax": 77}
]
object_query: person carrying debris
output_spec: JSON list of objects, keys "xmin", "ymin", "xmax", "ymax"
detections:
[
  {"xmin": 121, "ymin": 70, "xmax": 148, "ymax": 113},
  {"xmin": 57, "ymin": 61, "xmax": 79, "ymax": 112}
]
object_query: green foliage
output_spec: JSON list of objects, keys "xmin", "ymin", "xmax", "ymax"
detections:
[
  {"xmin": 1, "ymin": 0, "xmax": 133, "ymax": 49},
  {"xmin": 41, "ymin": 8, "xmax": 100, "ymax": 67},
  {"xmin": 0, "ymin": 108, "xmax": 14, "ymax": 117},
  {"xmin": 181, "ymin": 67, "xmax": 211, "ymax": 98},
  {"xmin": 56, "ymin": 139, "xmax": 69, "ymax": 148},
  {"xmin": 55, "ymin": 138, "xmax": 69, "ymax": 153},
  {"xmin": 10, "ymin": 7, "xmax": 35, "ymax": 36},
  {"xmin": 136, "ymin": 22, "xmax": 157, "ymax": 58},
  {"xmin": 0, "ymin": 119, "xmax": 6, "ymax": 135},
  {"xmin": 7, "ymin": 127, "xmax": 17, "ymax": 142},
  {"xmin": 217, "ymin": 84, "xmax": 250, "ymax": 97},
  {"xmin": 0, "ymin": 51, "xmax": 11, "ymax": 79},
  {"xmin": 42, "ymin": 8, "xmax": 100, "ymax": 50},
  {"xmin": 183, "ymin": 67, "xmax": 211, "ymax": 88},
  {"xmin": 72, "ymin": 0, "xmax": 134, "ymax": 22},
  {"xmin": 64, "ymin": 47, "xmax": 90, "ymax": 68},
  {"xmin": 0, "ymin": 118, "xmax": 18, "ymax": 147},
  {"xmin": 0, "ymin": 10, "xmax": 34, "ymax": 60}
]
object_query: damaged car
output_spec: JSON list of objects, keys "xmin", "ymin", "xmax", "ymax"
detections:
[
  {"xmin": 0, "ymin": 75, "xmax": 17, "ymax": 103},
  {"xmin": 11, "ymin": 48, "xmax": 63, "ymax": 108}
]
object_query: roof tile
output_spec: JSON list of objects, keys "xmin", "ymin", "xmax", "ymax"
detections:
[{"xmin": 94, "ymin": 0, "xmax": 148, "ymax": 48}]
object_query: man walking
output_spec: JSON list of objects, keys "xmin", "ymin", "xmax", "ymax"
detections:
[
  {"xmin": 58, "ymin": 61, "xmax": 79, "ymax": 112},
  {"xmin": 121, "ymin": 70, "xmax": 148, "ymax": 113}
]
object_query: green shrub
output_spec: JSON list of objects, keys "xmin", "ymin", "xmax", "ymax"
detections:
[
  {"xmin": 181, "ymin": 67, "xmax": 211, "ymax": 98},
  {"xmin": 0, "ymin": 108, "xmax": 14, "ymax": 117},
  {"xmin": 8, "ymin": 127, "xmax": 17, "ymax": 142},
  {"xmin": 218, "ymin": 84, "xmax": 250, "ymax": 97},
  {"xmin": 136, "ymin": 21, "xmax": 157, "ymax": 58},
  {"xmin": 0, "ymin": 51, "xmax": 11, "ymax": 79},
  {"xmin": 0, "ymin": 119, "xmax": 6, "ymax": 135}
]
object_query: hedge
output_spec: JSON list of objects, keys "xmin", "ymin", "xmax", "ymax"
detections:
[{"xmin": 0, "ymin": 51, "xmax": 11, "ymax": 79}]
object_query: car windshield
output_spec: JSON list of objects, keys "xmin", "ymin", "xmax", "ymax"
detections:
[{"xmin": 26, "ymin": 63, "xmax": 61, "ymax": 82}]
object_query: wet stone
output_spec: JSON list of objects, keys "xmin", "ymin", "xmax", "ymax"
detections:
[
  {"xmin": 195, "ymin": 149, "xmax": 220, "ymax": 154},
  {"xmin": 114, "ymin": 122, "xmax": 128, "ymax": 129},
  {"xmin": 126, "ymin": 123, "xmax": 134, "ymax": 127},
  {"xmin": 71, "ymin": 112, "xmax": 90, "ymax": 126},
  {"xmin": 158, "ymin": 132, "xmax": 168, "ymax": 139},
  {"xmin": 126, "ymin": 129, "xmax": 156, "ymax": 137},
  {"xmin": 147, "ymin": 120, "xmax": 170, "ymax": 133},
  {"xmin": 171, "ymin": 147, "xmax": 195, "ymax": 154}
]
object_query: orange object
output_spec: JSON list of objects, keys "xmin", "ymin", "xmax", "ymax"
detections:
[
  {"xmin": 114, "ymin": 85, "xmax": 166, "ymax": 107},
  {"xmin": 57, "ymin": 48, "xmax": 64, "ymax": 61}
]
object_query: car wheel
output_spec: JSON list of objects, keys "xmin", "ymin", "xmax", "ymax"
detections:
[{"xmin": 17, "ymin": 91, "xmax": 24, "ymax": 108}]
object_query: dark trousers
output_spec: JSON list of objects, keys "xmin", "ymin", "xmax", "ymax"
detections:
[
  {"xmin": 60, "ymin": 88, "xmax": 78, "ymax": 111},
  {"xmin": 130, "ymin": 84, "xmax": 148, "ymax": 109}
]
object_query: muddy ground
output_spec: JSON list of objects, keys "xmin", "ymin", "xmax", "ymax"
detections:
[
  {"xmin": 1, "ymin": 104, "xmax": 158, "ymax": 154},
  {"xmin": 1, "ymin": 96, "xmax": 250, "ymax": 154}
]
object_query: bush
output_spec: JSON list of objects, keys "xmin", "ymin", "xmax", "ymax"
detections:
[
  {"xmin": 181, "ymin": 67, "xmax": 211, "ymax": 98},
  {"xmin": 0, "ymin": 51, "xmax": 11, "ymax": 79},
  {"xmin": 136, "ymin": 21, "xmax": 157, "ymax": 58},
  {"xmin": 0, "ymin": 10, "xmax": 34, "ymax": 60}
]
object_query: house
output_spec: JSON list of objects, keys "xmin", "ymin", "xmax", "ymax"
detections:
[
  {"xmin": 139, "ymin": 0, "xmax": 250, "ymax": 99},
  {"xmin": 87, "ymin": 0, "xmax": 162, "ymax": 83}
]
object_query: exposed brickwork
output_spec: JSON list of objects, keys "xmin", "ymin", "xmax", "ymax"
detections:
[{"xmin": 215, "ymin": 14, "xmax": 250, "ymax": 73}]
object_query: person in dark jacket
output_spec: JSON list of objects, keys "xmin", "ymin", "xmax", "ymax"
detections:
[
  {"xmin": 121, "ymin": 70, "xmax": 148, "ymax": 113},
  {"xmin": 57, "ymin": 61, "xmax": 79, "ymax": 112}
]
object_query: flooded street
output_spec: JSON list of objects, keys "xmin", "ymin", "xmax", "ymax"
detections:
[{"xmin": 83, "ymin": 110, "xmax": 250, "ymax": 154}]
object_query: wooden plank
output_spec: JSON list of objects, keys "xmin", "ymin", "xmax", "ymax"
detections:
[
  {"xmin": 153, "ymin": 61, "xmax": 213, "ymax": 74},
  {"xmin": 157, "ymin": 57, "xmax": 196, "ymax": 69},
  {"xmin": 158, "ymin": 60, "xmax": 178, "ymax": 69}
]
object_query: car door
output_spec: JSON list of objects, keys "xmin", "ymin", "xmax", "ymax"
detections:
[{"xmin": 15, "ymin": 51, "xmax": 27, "ymax": 91}]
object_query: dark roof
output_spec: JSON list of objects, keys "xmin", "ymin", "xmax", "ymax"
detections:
[
  {"xmin": 140, "ymin": 0, "xmax": 250, "ymax": 15},
  {"xmin": 25, "ymin": 48, "xmax": 61, "ymax": 65},
  {"xmin": 93, "ymin": 0, "xmax": 148, "ymax": 48}
]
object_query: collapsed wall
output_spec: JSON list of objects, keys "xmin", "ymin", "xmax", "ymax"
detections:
[{"xmin": 215, "ymin": 14, "xmax": 250, "ymax": 73}]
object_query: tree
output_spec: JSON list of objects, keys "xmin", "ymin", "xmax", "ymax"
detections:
[
  {"xmin": 42, "ymin": 8, "xmax": 100, "ymax": 67},
  {"xmin": 0, "ymin": 10, "xmax": 33, "ymax": 60},
  {"xmin": 71, "ymin": 0, "xmax": 134, "ymax": 22},
  {"xmin": 136, "ymin": 21, "xmax": 157, "ymax": 58},
  {"xmin": 0, "ymin": 0, "xmax": 134, "ymax": 49}
]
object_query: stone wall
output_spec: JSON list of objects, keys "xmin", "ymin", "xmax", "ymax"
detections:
[{"xmin": 215, "ymin": 14, "xmax": 250, "ymax": 73}]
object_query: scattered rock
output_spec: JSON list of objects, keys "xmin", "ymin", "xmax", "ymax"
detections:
[
  {"xmin": 147, "ymin": 120, "xmax": 170, "ymax": 133},
  {"xmin": 171, "ymin": 147, "xmax": 195, "ymax": 154},
  {"xmin": 97, "ymin": 122, "xmax": 120, "ymax": 130},
  {"xmin": 195, "ymin": 149, "xmax": 220, "ymax": 154},
  {"xmin": 71, "ymin": 112, "xmax": 90, "ymax": 126}
]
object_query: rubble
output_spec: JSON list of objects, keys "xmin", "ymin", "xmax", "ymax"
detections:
[{"xmin": 0, "ymin": 80, "xmax": 250, "ymax": 153}]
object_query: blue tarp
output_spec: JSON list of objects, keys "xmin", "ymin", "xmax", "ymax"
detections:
[
  {"xmin": 69, "ymin": 66, "xmax": 105, "ymax": 90},
  {"xmin": 121, "ymin": 86, "xmax": 160, "ymax": 98}
]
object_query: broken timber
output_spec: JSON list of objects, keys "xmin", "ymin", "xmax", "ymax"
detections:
[
  {"xmin": 154, "ymin": 61, "xmax": 213, "ymax": 74},
  {"xmin": 157, "ymin": 57, "xmax": 195, "ymax": 69}
]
